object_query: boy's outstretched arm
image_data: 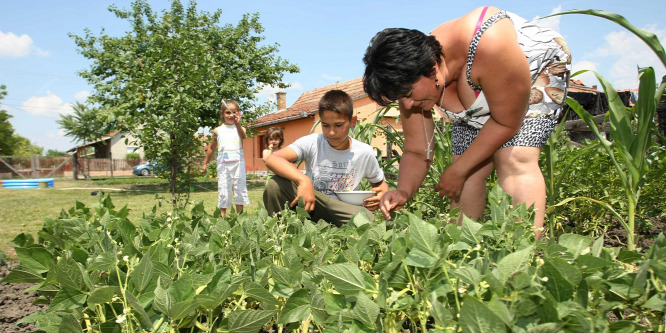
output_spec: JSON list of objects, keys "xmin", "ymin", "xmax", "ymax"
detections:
[
  {"xmin": 364, "ymin": 180, "xmax": 389, "ymax": 211},
  {"xmin": 265, "ymin": 148, "xmax": 316, "ymax": 212}
]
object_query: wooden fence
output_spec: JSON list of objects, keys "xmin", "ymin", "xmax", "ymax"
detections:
[{"xmin": 0, "ymin": 156, "xmax": 146, "ymax": 179}]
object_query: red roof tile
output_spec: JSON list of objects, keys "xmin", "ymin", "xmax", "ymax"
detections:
[
  {"xmin": 251, "ymin": 78, "xmax": 366, "ymax": 127},
  {"xmin": 568, "ymin": 79, "xmax": 599, "ymax": 93}
]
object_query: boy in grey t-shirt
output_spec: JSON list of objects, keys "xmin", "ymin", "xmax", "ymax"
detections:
[{"xmin": 263, "ymin": 90, "xmax": 388, "ymax": 226}]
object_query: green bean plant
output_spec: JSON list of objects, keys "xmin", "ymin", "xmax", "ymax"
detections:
[
  {"xmin": 4, "ymin": 191, "xmax": 665, "ymax": 332},
  {"xmin": 550, "ymin": 9, "xmax": 666, "ymax": 251}
]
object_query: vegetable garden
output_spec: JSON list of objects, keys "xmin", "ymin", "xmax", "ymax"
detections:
[{"xmin": 2, "ymin": 8, "xmax": 666, "ymax": 333}]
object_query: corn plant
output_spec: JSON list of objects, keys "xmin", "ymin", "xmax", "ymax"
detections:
[{"xmin": 551, "ymin": 9, "xmax": 666, "ymax": 251}]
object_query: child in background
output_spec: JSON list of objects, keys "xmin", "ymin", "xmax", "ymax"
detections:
[
  {"xmin": 203, "ymin": 99, "xmax": 250, "ymax": 218},
  {"xmin": 262, "ymin": 127, "xmax": 284, "ymax": 162},
  {"xmin": 263, "ymin": 90, "xmax": 388, "ymax": 226}
]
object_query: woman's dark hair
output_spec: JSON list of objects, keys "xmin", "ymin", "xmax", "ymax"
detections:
[
  {"xmin": 318, "ymin": 90, "xmax": 354, "ymax": 121},
  {"xmin": 264, "ymin": 127, "xmax": 284, "ymax": 148},
  {"xmin": 363, "ymin": 28, "xmax": 443, "ymax": 106}
]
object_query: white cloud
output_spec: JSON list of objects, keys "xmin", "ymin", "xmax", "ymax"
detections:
[
  {"xmin": 0, "ymin": 30, "xmax": 49, "ymax": 57},
  {"xmin": 73, "ymin": 90, "xmax": 90, "ymax": 102},
  {"xmin": 533, "ymin": 6, "xmax": 562, "ymax": 33},
  {"xmin": 587, "ymin": 25, "xmax": 666, "ymax": 90},
  {"xmin": 322, "ymin": 74, "xmax": 342, "ymax": 82},
  {"xmin": 571, "ymin": 60, "xmax": 600, "ymax": 87},
  {"xmin": 21, "ymin": 91, "xmax": 73, "ymax": 118},
  {"xmin": 256, "ymin": 84, "xmax": 281, "ymax": 103},
  {"xmin": 255, "ymin": 81, "xmax": 304, "ymax": 104}
]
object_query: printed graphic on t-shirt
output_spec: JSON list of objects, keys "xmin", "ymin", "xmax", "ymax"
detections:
[{"xmin": 312, "ymin": 162, "xmax": 356, "ymax": 195}]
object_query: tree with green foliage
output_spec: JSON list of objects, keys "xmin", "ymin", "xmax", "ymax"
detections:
[
  {"xmin": 57, "ymin": 102, "xmax": 112, "ymax": 179},
  {"xmin": 0, "ymin": 85, "xmax": 18, "ymax": 156},
  {"xmin": 0, "ymin": 85, "xmax": 45, "ymax": 156},
  {"xmin": 13, "ymin": 136, "xmax": 44, "ymax": 156},
  {"xmin": 70, "ymin": 0, "xmax": 299, "ymax": 206},
  {"xmin": 45, "ymin": 149, "xmax": 69, "ymax": 157}
]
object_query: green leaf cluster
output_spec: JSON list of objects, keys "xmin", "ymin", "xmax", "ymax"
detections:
[
  {"xmin": 69, "ymin": 0, "xmax": 298, "ymax": 204},
  {"xmin": 3, "ymin": 188, "xmax": 664, "ymax": 332}
]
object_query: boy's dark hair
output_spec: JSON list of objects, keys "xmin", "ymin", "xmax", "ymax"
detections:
[
  {"xmin": 318, "ymin": 90, "xmax": 354, "ymax": 121},
  {"xmin": 264, "ymin": 127, "xmax": 284, "ymax": 148},
  {"xmin": 362, "ymin": 28, "xmax": 443, "ymax": 106}
]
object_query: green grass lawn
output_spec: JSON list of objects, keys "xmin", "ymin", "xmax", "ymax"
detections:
[{"xmin": 0, "ymin": 176, "xmax": 267, "ymax": 260}]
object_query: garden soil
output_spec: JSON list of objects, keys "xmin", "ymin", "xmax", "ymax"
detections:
[{"xmin": 0, "ymin": 262, "xmax": 46, "ymax": 333}]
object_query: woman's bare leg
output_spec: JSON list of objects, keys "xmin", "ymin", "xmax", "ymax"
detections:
[
  {"xmin": 450, "ymin": 155, "xmax": 494, "ymax": 224},
  {"xmin": 493, "ymin": 146, "xmax": 545, "ymax": 239}
]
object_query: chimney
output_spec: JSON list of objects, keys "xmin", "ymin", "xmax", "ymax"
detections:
[{"xmin": 276, "ymin": 90, "xmax": 286, "ymax": 111}]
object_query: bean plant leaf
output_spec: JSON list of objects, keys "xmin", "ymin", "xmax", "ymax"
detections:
[
  {"xmin": 228, "ymin": 309, "xmax": 278, "ymax": 333},
  {"xmin": 0, "ymin": 265, "xmax": 45, "ymax": 283},
  {"xmin": 58, "ymin": 313, "xmax": 82, "ymax": 333},
  {"xmin": 453, "ymin": 267, "xmax": 481, "ymax": 287},
  {"xmin": 429, "ymin": 294, "xmax": 453, "ymax": 328},
  {"xmin": 154, "ymin": 277, "xmax": 173, "ymax": 314},
  {"xmin": 48, "ymin": 288, "xmax": 86, "ymax": 312},
  {"xmin": 130, "ymin": 253, "xmax": 154, "ymax": 294},
  {"xmin": 558, "ymin": 233, "xmax": 592, "ymax": 259},
  {"xmin": 271, "ymin": 264, "xmax": 293, "ymax": 286},
  {"xmin": 277, "ymin": 288, "xmax": 311, "ymax": 324},
  {"xmin": 170, "ymin": 299, "xmax": 201, "ymax": 321},
  {"xmin": 310, "ymin": 291, "xmax": 329, "ymax": 325},
  {"xmin": 407, "ymin": 213, "xmax": 438, "ymax": 255},
  {"xmin": 14, "ymin": 247, "xmax": 52, "ymax": 274},
  {"xmin": 642, "ymin": 293, "xmax": 666, "ymax": 312},
  {"xmin": 88, "ymin": 252, "xmax": 117, "ymax": 272},
  {"xmin": 317, "ymin": 263, "xmax": 373, "ymax": 295},
  {"xmin": 353, "ymin": 292, "xmax": 379, "ymax": 328},
  {"xmin": 244, "ymin": 281, "xmax": 280, "ymax": 308},
  {"xmin": 56, "ymin": 258, "xmax": 85, "ymax": 292},
  {"xmin": 125, "ymin": 291, "xmax": 153, "ymax": 329},
  {"xmin": 497, "ymin": 246, "xmax": 532, "ymax": 284},
  {"xmin": 18, "ymin": 311, "xmax": 61, "ymax": 333},
  {"xmin": 88, "ymin": 286, "xmax": 121, "ymax": 305},
  {"xmin": 460, "ymin": 216, "xmax": 482, "ymax": 245},
  {"xmin": 459, "ymin": 295, "xmax": 507, "ymax": 333},
  {"xmin": 404, "ymin": 248, "xmax": 438, "ymax": 268},
  {"xmin": 542, "ymin": 256, "xmax": 582, "ymax": 302}
]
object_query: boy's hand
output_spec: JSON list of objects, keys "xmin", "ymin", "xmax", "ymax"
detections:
[
  {"xmin": 379, "ymin": 189, "xmax": 409, "ymax": 220},
  {"xmin": 363, "ymin": 182, "xmax": 389, "ymax": 211},
  {"xmin": 291, "ymin": 182, "xmax": 316, "ymax": 212}
]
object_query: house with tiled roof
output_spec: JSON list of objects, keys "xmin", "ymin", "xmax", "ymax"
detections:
[{"xmin": 241, "ymin": 77, "xmax": 401, "ymax": 172}]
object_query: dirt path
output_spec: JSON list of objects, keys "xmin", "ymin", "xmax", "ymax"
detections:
[{"xmin": 0, "ymin": 263, "xmax": 46, "ymax": 333}]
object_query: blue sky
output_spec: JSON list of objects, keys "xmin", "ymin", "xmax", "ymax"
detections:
[{"xmin": 1, "ymin": 0, "xmax": 665, "ymax": 152}]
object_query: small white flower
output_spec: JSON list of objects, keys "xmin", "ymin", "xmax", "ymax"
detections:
[
  {"xmin": 175, "ymin": 248, "xmax": 180, "ymax": 255},
  {"xmin": 123, "ymin": 256, "xmax": 129, "ymax": 262},
  {"xmin": 541, "ymin": 277, "xmax": 549, "ymax": 282},
  {"xmin": 115, "ymin": 314, "xmax": 126, "ymax": 323},
  {"xmin": 167, "ymin": 244, "xmax": 173, "ymax": 248}
]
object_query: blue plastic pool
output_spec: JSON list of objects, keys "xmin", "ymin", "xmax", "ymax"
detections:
[{"xmin": 2, "ymin": 178, "xmax": 55, "ymax": 189}]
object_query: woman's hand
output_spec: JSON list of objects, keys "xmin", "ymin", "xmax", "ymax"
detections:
[
  {"xmin": 434, "ymin": 164, "xmax": 467, "ymax": 199},
  {"xmin": 379, "ymin": 189, "xmax": 410, "ymax": 220}
]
